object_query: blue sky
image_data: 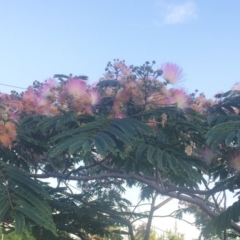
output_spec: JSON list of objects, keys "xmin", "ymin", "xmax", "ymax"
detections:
[
  {"xmin": 1, "ymin": 0, "xmax": 240, "ymax": 98},
  {"xmin": 1, "ymin": 1, "xmax": 240, "ymax": 238}
]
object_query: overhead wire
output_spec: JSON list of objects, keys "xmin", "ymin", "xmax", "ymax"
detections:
[{"xmin": 0, "ymin": 83, "xmax": 27, "ymax": 90}]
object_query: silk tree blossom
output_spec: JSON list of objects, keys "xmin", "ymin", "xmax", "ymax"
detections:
[
  {"xmin": 147, "ymin": 117, "xmax": 157, "ymax": 129},
  {"xmin": 114, "ymin": 61, "xmax": 125, "ymax": 69},
  {"xmin": 39, "ymin": 79, "xmax": 58, "ymax": 100},
  {"xmin": 114, "ymin": 61, "xmax": 132, "ymax": 76},
  {"xmin": 232, "ymin": 82, "xmax": 240, "ymax": 91},
  {"xmin": 8, "ymin": 112, "xmax": 19, "ymax": 122},
  {"xmin": 35, "ymin": 96, "xmax": 59, "ymax": 116},
  {"xmin": 146, "ymin": 92, "xmax": 166, "ymax": 109},
  {"xmin": 161, "ymin": 62, "xmax": 183, "ymax": 85},
  {"xmin": 22, "ymin": 87, "xmax": 37, "ymax": 104},
  {"xmin": 63, "ymin": 78, "xmax": 87, "ymax": 100},
  {"xmin": 87, "ymin": 89, "xmax": 101, "ymax": 106},
  {"xmin": 114, "ymin": 113, "xmax": 126, "ymax": 119},
  {"xmin": 0, "ymin": 121, "xmax": 16, "ymax": 148},
  {"xmin": 121, "ymin": 66, "xmax": 132, "ymax": 76},
  {"xmin": 22, "ymin": 87, "xmax": 38, "ymax": 113},
  {"xmin": 167, "ymin": 89, "xmax": 189, "ymax": 109}
]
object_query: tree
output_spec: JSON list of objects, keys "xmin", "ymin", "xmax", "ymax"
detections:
[
  {"xmin": 1, "ymin": 60, "xmax": 240, "ymax": 239},
  {"xmin": 159, "ymin": 230, "xmax": 184, "ymax": 240},
  {"xmin": 133, "ymin": 224, "xmax": 161, "ymax": 240},
  {"xmin": 132, "ymin": 223, "xmax": 184, "ymax": 240}
]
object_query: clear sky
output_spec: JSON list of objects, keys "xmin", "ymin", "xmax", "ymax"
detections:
[
  {"xmin": 1, "ymin": 0, "xmax": 240, "ymax": 98},
  {"xmin": 1, "ymin": 1, "xmax": 240, "ymax": 239}
]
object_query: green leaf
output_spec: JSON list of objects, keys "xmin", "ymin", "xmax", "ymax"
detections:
[
  {"xmin": 15, "ymin": 201, "xmax": 57, "ymax": 236},
  {"xmin": 146, "ymin": 146, "xmax": 155, "ymax": 163},
  {"xmin": 15, "ymin": 212, "xmax": 25, "ymax": 235},
  {"xmin": 104, "ymin": 126, "xmax": 132, "ymax": 145},
  {"xmin": 113, "ymin": 119, "xmax": 136, "ymax": 136},
  {"xmin": 225, "ymin": 131, "xmax": 237, "ymax": 145},
  {"xmin": 135, "ymin": 144, "xmax": 148, "ymax": 162},
  {"xmin": 93, "ymin": 135, "xmax": 108, "ymax": 156},
  {"xmin": 0, "ymin": 201, "xmax": 9, "ymax": 222}
]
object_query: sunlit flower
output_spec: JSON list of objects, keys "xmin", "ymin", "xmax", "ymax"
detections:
[
  {"xmin": 0, "ymin": 121, "xmax": 16, "ymax": 148},
  {"xmin": 161, "ymin": 62, "xmax": 183, "ymax": 85},
  {"xmin": 190, "ymin": 103, "xmax": 202, "ymax": 113},
  {"xmin": 115, "ymin": 88, "xmax": 131, "ymax": 103},
  {"xmin": 88, "ymin": 89, "xmax": 101, "ymax": 106},
  {"xmin": 146, "ymin": 92, "xmax": 166, "ymax": 109},
  {"xmin": 63, "ymin": 78, "xmax": 87, "ymax": 100},
  {"xmin": 22, "ymin": 87, "xmax": 38, "ymax": 113},
  {"xmin": 22, "ymin": 87, "xmax": 37, "ymax": 105},
  {"xmin": 0, "ymin": 134, "xmax": 12, "ymax": 148},
  {"xmin": 40, "ymin": 78, "xmax": 57, "ymax": 99},
  {"xmin": 167, "ymin": 89, "xmax": 189, "ymax": 109}
]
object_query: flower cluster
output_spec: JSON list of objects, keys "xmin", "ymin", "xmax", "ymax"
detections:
[{"xmin": 0, "ymin": 61, "xmax": 227, "ymax": 148}]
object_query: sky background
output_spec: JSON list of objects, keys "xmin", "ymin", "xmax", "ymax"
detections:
[
  {"xmin": 1, "ymin": 0, "xmax": 240, "ymax": 98},
  {"xmin": 1, "ymin": 0, "xmax": 240, "ymax": 239}
]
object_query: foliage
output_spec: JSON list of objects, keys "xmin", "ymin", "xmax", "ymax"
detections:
[
  {"xmin": 159, "ymin": 229, "xmax": 185, "ymax": 240},
  {"xmin": 132, "ymin": 224, "xmax": 185, "ymax": 240},
  {"xmin": 1, "ymin": 60, "xmax": 240, "ymax": 239},
  {"xmin": 133, "ymin": 224, "xmax": 161, "ymax": 240}
]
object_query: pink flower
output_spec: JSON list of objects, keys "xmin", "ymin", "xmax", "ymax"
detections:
[
  {"xmin": 161, "ymin": 62, "xmax": 183, "ymax": 85},
  {"xmin": 8, "ymin": 113, "xmax": 19, "ymax": 122},
  {"xmin": 122, "ymin": 66, "xmax": 132, "ymax": 76},
  {"xmin": 40, "ymin": 79, "xmax": 58, "ymax": 99},
  {"xmin": 114, "ymin": 113, "xmax": 126, "ymax": 119},
  {"xmin": 88, "ymin": 89, "xmax": 101, "ymax": 106},
  {"xmin": 167, "ymin": 89, "xmax": 189, "ymax": 109},
  {"xmin": 232, "ymin": 82, "xmax": 240, "ymax": 91},
  {"xmin": 22, "ymin": 87, "xmax": 38, "ymax": 112},
  {"xmin": 63, "ymin": 78, "xmax": 87, "ymax": 100},
  {"xmin": 147, "ymin": 117, "xmax": 157, "ymax": 129},
  {"xmin": 114, "ymin": 61, "xmax": 125, "ymax": 69}
]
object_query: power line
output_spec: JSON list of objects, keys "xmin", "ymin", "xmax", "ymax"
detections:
[{"xmin": 0, "ymin": 83, "xmax": 26, "ymax": 90}]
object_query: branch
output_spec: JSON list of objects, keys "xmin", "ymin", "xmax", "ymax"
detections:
[
  {"xmin": 153, "ymin": 197, "xmax": 173, "ymax": 211},
  {"xmin": 28, "ymin": 171, "xmax": 240, "ymax": 233},
  {"xmin": 65, "ymin": 159, "xmax": 107, "ymax": 179},
  {"xmin": 62, "ymin": 191, "xmax": 135, "ymax": 240}
]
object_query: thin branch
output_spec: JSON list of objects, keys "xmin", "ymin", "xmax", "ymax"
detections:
[
  {"xmin": 153, "ymin": 197, "xmax": 173, "ymax": 211},
  {"xmin": 65, "ymin": 158, "xmax": 107, "ymax": 178},
  {"xmin": 202, "ymin": 178, "xmax": 221, "ymax": 213},
  {"xmin": 28, "ymin": 170, "xmax": 240, "ymax": 232},
  {"xmin": 128, "ymin": 199, "xmax": 143, "ymax": 220}
]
